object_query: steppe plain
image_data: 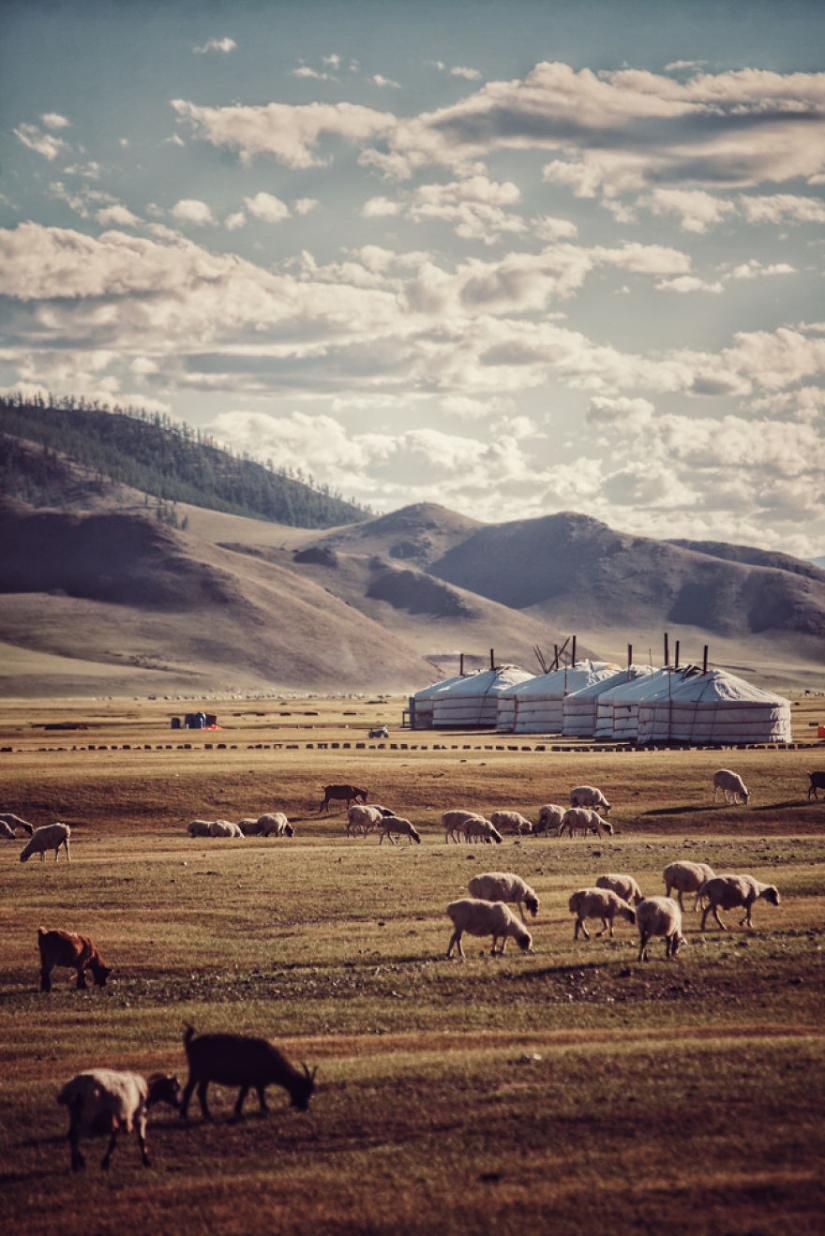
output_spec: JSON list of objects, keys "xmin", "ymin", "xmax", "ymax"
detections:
[{"xmin": 1, "ymin": 692, "xmax": 825, "ymax": 1236}]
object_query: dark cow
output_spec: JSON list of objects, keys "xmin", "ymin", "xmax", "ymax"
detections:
[
  {"xmin": 319, "ymin": 784, "xmax": 368, "ymax": 813},
  {"xmin": 38, "ymin": 927, "xmax": 113, "ymax": 993}
]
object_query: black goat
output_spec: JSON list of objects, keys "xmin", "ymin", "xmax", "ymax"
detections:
[{"xmin": 181, "ymin": 1025, "xmax": 317, "ymax": 1121}]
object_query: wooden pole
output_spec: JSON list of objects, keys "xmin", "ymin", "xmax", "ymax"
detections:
[
  {"xmin": 460, "ymin": 652, "xmax": 464, "ymax": 676},
  {"xmin": 664, "ymin": 632, "xmax": 670, "ymax": 667},
  {"xmin": 674, "ymin": 641, "xmax": 680, "ymax": 669},
  {"xmin": 571, "ymin": 635, "xmax": 577, "ymax": 666},
  {"xmin": 703, "ymin": 645, "xmax": 708, "ymax": 674}
]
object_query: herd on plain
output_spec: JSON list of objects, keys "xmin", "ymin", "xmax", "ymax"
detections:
[{"xmin": 8, "ymin": 761, "xmax": 818, "ymax": 1173}]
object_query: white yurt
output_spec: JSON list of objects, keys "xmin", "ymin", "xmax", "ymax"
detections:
[
  {"xmin": 635, "ymin": 669, "xmax": 792, "ymax": 746},
  {"xmin": 430, "ymin": 664, "xmax": 534, "ymax": 728},
  {"xmin": 593, "ymin": 667, "xmax": 685, "ymax": 742},
  {"xmin": 496, "ymin": 660, "xmax": 619, "ymax": 734},
  {"xmin": 562, "ymin": 665, "xmax": 656, "ymax": 737},
  {"xmin": 409, "ymin": 672, "xmax": 468, "ymax": 729}
]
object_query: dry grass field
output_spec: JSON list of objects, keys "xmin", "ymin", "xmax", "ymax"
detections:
[{"xmin": 2, "ymin": 693, "xmax": 825, "ymax": 1235}]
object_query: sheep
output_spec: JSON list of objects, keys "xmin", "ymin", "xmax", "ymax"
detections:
[
  {"xmin": 208, "ymin": 819, "xmax": 244, "ymax": 838},
  {"xmin": 57, "ymin": 1069, "xmax": 180, "ymax": 1171},
  {"xmin": 663, "ymin": 860, "xmax": 716, "ymax": 911},
  {"xmin": 346, "ymin": 803, "xmax": 394, "ymax": 838},
  {"xmin": 237, "ymin": 817, "xmax": 263, "ymax": 835},
  {"xmin": 445, "ymin": 898, "xmax": 533, "ymax": 959},
  {"xmin": 463, "ymin": 816, "xmax": 503, "ymax": 845},
  {"xmin": 699, "ymin": 874, "xmax": 780, "ymax": 931},
  {"xmin": 319, "ymin": 783, "xmax": 367, "ymax": 813},
  {"xmin": 0, "ymin": 811, "xmax": 33, "ymax": 836},
  {"xmin": 181, "ymin": 1024, "xmax": 317, "ymax": 1122},
  {"xmin": 256, "ymin": 812, "xmax": 294, "ymax": 837},
  {"xmin": 713, "ymin": 769, "xmax": 750, "ymax": 805},
  {"xmin": 442, "ymin": 809, "xmax": 478, "ymax": 844},
  {"xmin": 187, "ymin": 819, "xmax": 212, "ymax": 837},
  {"xmin": 559, "ymin": 808, "xmax": 614, "ymax": 838},
  {"xmin": 595, "ymin": 873, "xmax": 644, "ymax": 906},
  {"xmin": 568, "ymin": 888, "xmax": 636, "ymax": 940},
  {"xmin": 489, "ymin": 810, "xmax": 533, "ymax": 836},
  {"xmin": 378, "ymin": 815, "xmax": 421, "ymax": 845},
  {"xmin": 534, "ymin": 804, "xmax": 565, "ymax": 836},
  {"xmin": 569, "ymin": 785, "xmax": 611, "ymax": 814},
  {"xmin": 38, "ymin": 927, "xmax": 112, "ymax": 992},
  {"xmin": 0, "ymin": 820, "xmax": 17, "ymax": 840},
  {"xmin": 806, "ymin": 771, "xmax": 825, "ymax": 800},
  {"xmin": 467, "ymin": 871, "xmax": 540, "ymax": 923},
  {"xmin": 20, "ymin": 822, "xmax": 71, "ymax": 863},
  {"xmin": 636, "ymin": 896, "xmax": 685, "ymax": 961}
]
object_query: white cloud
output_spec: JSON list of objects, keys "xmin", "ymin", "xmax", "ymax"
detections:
[
  {"xmin": 323, "ymin": 55, "xmax": 342, "ymax": 70},
  {"xmin": 293, "ymin": 197, "xmax": 319, "ymax": 215},
  {"xmin": 728, "ymin": 260, "xmax": 796, "ymax": 280},
  {"xmin": 14, "ymin": 123, "xmax": 71, "ymax": 161},
  {"xmin": 373, "ymin": 75, "xmax": 401, "ymax": 89},
  {"xmin": 224, "ymin": 210, "xmax": 246, "ymax": 230},
  {"xmin": 243, "ymin": 192, "xmax": 290, "ymax": 223},
  {"xmin": 41, "ymin": 113, "xmax": 70, "ymax": 130},
  {"xmin": 450, "ymin": 66, "xmax": 481, "ymax": 80},
  {"xmin": 96, "ymin": 204, "xmax": 141, "ymax": 227},
  {"xmin": 738, "ymin": 193, "xmax": 825, "ymax": 225},
  {"xmin": 361, "ymin": 196, "xmax": 401, "ymax": 217},
  {"xmin": 643, "ymin": 188, "xmax": 738, "ymax": 234},
  {"xmin": 194, "ymin": 37, "xmax": 237, "ymax": 54},
  {"xmin": 171, "ymin": 199, "xmax": 216, "ymax": 226}
]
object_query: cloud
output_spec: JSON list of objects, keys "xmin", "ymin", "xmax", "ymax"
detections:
[
  {"xmin": 642, "ymin": 188, "xmax": 738, "ymax": 233},
  {"xmin": 95, "ymin": 204, "xmax": 141, "ymax": 227},
  {"xmin": 373, "ymin": 75, "xmax": 401, "ymax": 89},
  {"xmin": 243, "ymin": 192, "xmax": 290, "ymax": 223},
  {"xmin": 450, "ymin": 66, "xmax": 481, "ymax": 80},
  {"xmin": 738, "ymin": 193, "xmax": 825, "ymax": 225},
  {"xmin": 224, "ymin": 211, "xmax": 246, "ymax": 231},
  {"xmin": 293, "ymin": 198, "xmax": 319, "ymax": 215},
  {"xmin": 361, "ymin": 196, "xmax": 402, "ymax": 217},
  {"xmin": 41, "ymin": 113, "xmax": 70, "ymax": 130},
  {"xmin": 14, "ymin": 123, "xmax": 71, "ymax": 161},
  {"xmin": 194, "ymin": 37, "xmax": 237, "ymax": 54},
  {"xmin": 171, "ymin": 199, "xmax": 216, "ymax": 226}
]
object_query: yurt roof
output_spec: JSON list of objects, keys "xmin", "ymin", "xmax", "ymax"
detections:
[
  {"xmin": 501, "ymin": 660, "xmax": 619, "ymax": 699},
  {"xmin": 413, "ymin": 672, "xmax": 472, "ymax": 702},
  {"xmin": 564, "ymin": 665, "xmax": 655, "ymax": 701},
  {"xmin": 430, "ymin": 664, "xmax": 533, "ymax": 699},
  {"xmin": 666, "ymin": 668, "xmax": 790, "ymax": 707},
  {"xmin": 597, "ymin": 665, "xmax": 696, "ymax": 705}
]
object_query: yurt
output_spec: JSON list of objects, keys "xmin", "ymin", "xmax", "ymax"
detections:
[
  {"xmin": 562, "ymin": 665, "xmax": 656, "ymax": 737},
  {"xmin": 409, "ymin": 672, "xmax": 467, "ymax": 729},
  {"xmin": 636, "ymin": 669, "xmax": 792, "ymax": 746},
  {"xmin": 593, "ymin": 667, "xmax": 687, "ymax": 742},
  {"xmin": 496, "ymin": 661, "xmax": 619, "ymax": 734},
  {"xmin": 430, "ymin": 664, "xmax": 534, "ymax": 728}
]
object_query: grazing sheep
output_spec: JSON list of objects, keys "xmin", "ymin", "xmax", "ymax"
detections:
[
  {"xmin": 559, "ymin": 808, "xmax": 614, "ymax": 838},
  {"xmin": 0, "ymin": 820, "xmax": 17, "ymax": 840},
  {"xmin": 256, "ymin": 812, "xmax": 294, "ymax": 837},
  {"xmin": 806, "ymin": 771, "xmax": 825, "ymax": 801},
  {"xmin": 535, "ymin": 804, "xmax": 566, "ymax": 836},
  {"xmin": 663, "ymin": 860, "xmax": 716, "ymax": 911},
  {"xmin": 463, "ymin": 816, "xmax": 503, "ymax": 845},
  {"xmin": 319, "ymin": 784, "xmax": 367, "ymax": 813},
  {"xmin": 187, "ymin": 819, "xmax": 212, "ymax": 837},
  {"xmin": 0, "ymin": 811, "xmax": 33, "ymax": 836},
  {"xmin": 20, "ymin": 822, "xmax": 71, "ymax": 863},
  {"xmin": 489, "ymin": 810, "xmax": 533, "ymax": 836},
  {"xmin": 713, "ymin": 769, "xmax": 750, "ymax": 805},
  {"xmin": 699, "ymin": 874, "xmax": 780, "ymax": 931},
  {"xmin": 568, "ymin": 888, "xmax": 636, "ymax": 940},
  {"xmin": 38, "ymin": 927, "xmax": 112, "ymax": 993},
  {"xmin": 208, "ymin": 819, "xmax": 244, "ymax": 838},
  {"xmin": 58, "ymin": 1069, "xmax": 180, "ymax": 1171},
  {"xmin": 442, "ymin": 809, "xmax": 478, "ymax": 844},
  {"xmin": 636, "ymin": 896, "xmax": 685, "ymax": 961},
  {"xmin": 445, "ymin": 898, "xmax": 533, "ymax": 959},
  {"xmin": 237, "ymin": 817, "xmax": 263, "ymax": 835},
  {"xmin": 346, "ymin": 804, "xmax": 395, "ymax": 837},
  {"xmin": 467, "ymin": 871, "xmax": 540, "ymax": 923},
  {"xmin": 569, "ymin": 785, "xmax": 612, "ymax": 814},
  {"xmin": 378, "ymin": 815, "xmax": 421, "ymax": 845},
  {"xmin": 595, "ymin": 873, "xmax": 644, "ymax": 906},
  {"xmin": 181, "ymin": 1025, "xmax": 317, "ymax": 1122}
]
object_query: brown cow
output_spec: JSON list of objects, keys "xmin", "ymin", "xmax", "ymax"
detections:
[
  {"xmin": 38, "ymin": 927, "xmax": 112, "ymax": 993},
  {"xmin": 319, "ymin": 784, "xmax": 368, "ymax": 813}
]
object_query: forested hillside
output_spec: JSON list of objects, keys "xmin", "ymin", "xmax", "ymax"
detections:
[{"xmin": 0, "ymin": 395, "xmax": 369, "ymax": 528}]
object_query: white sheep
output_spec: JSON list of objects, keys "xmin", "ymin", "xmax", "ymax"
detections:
[
  {"xmin": 559, "ymin": 808, "xmax": 614, "ymax": 838},
  {"xmin": 442, "ymin": 809, "xmax": 479, "ymax": 844},
  {"xmin": 347, "ymin": 804, "xmax": 394, "ymax": 838},
  {"xmin": 19, "ymin": 822, "xmax": 71, "ymax": 863},
  {"xmin": 467, "ymin": 871, "xmax": 540, "ymax": 923},
  {"xmin": 378, "ymin": 815, "xmax": 421, "ymax": 845},
  {"xmin": 237, "ymin": 817, "xmax": 263, "ymax": 835},
  {"xmin": 256, "ymin": 812, "xmax": 294, "ymax": 837},
  {"xmin": 569, "ymin": 785, "xmax": 612, "ymax": 813},
  {"xmin": 57, "ymin": 1069, "xmax": 180, "ymax": 1171},
  {"xmin": 595, "ymin": 873, "xmax": 643, "ymax": 906},
  {"xmin": 699, "ymin": 874, "xmax": 780, "ymax": 931},
  {"xmin": 489, "ymin": 810, "xmax": 533, "ymax": 836},
  {"xmin": 535, "ymin": 804, "xmax": 566, "ymax": 836},
  {"xmin": 568, "ymin": 888, "xmax": 636, "ymax": 940},
  {"xmin": 187, "ymin": 819, "xmax": 212, "ymax": 837},
  {"xmin": 713, "ymin": 769, "xmax": 750, "ymax": 805},
  {"xmin": 0, "ymin": 811, "xmax": 34, "ymax": 836},
  {"xmin": 445, "ymin": 898, "xmax": 533, "ymax": 959},
  {"xmin": 463, "ymin": 816, "xmax": 503, "ymax": 845},
  {"xmin": 663, "ymin": 860, "xmax": 716, "ymax": 911},
  {"xmin": 208, "ymin": 819, "xmax": 244, "ymax": 838},
  {"xmin": 636, "ymin": 896, "xmax": 685, "ymax": 961}
]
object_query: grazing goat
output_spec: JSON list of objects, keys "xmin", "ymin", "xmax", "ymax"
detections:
[
  {"xmin": 712, "ymin": 769, "xmax": 750, "ymax": 805},
  {"xmin": 319, "ymin": 783, "xmax": 368, "ymax": 813},
  {"xmin": 181, "ymin": 1025, "xmax": 317, "ymax": 1121},
  {"xmin": 0, "ymin": 811, "xmax": 33, "ymax": 836},
  {"xmin": 569, "ymin": 785, "xmax": 611, "ymax": 814},
  {"xmin": 445, "ymin": 898, "xmax": 533, "ymax": 959},
  {"xmin": 346, "ymin": 804, "xmax": 394, "ymax": 837},
  {"xmin": 38, "ymin": 927, "xmax": 112, "ymax": 993},
  {"xmin": 58, "ymin": 1069, "xmax": 180, "ymax": 1171},
  {"xmin": 442, "ymin": 809, "xmax": 478, "ymax": 843},
  {"xmin": 568, "ymin": 888, "xmax": 636, "ymax": 940},
  {"xmin": 535, "ymin": 804, "xmax": 565, "ymax": 836},
  {"xmin": 489, "ymin": 810, "xmax": 533, "ymax": 836},
  {"xmin": 20, "ymin": 822, "xmax": 71, "ymax": 863},
  {"xmin": 378, "ymin": 815, "xmax": 421, "ymax": 845},
  {"xmin": 699, "ymin": 874, "xmax": 780, "ymax": 931},
  {"xmin": 663, "ymin": 860, "xmax": 715, "ymax": 911},
  {"xmin": 636, "ymin": 897, "xmax": 685, "ymax": 961},
  {"xmin": 467, "ymin": 871, "xmax": 539, "ymax": 923},
  {"xmin": 806, "ymin": 771, "xmax": 825, "ymax": 801},
  {"xmin": 595, "ymin": 873, "xmax": 643, "ymax": 906}
]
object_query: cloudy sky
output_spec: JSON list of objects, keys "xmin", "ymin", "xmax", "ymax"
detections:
[{"xmin": 2, "ymin": 0, "xmax": 825, "ymax": 557}]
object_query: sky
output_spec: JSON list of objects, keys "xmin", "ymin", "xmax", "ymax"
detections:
[{"xmin": 1, "ymin": 0, "xmax": 825, "ymax": 557}]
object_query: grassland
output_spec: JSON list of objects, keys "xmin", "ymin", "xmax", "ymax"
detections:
[{"xmin": 1, "ymin": 693, "xmax": 824, "ymax": 1235}]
